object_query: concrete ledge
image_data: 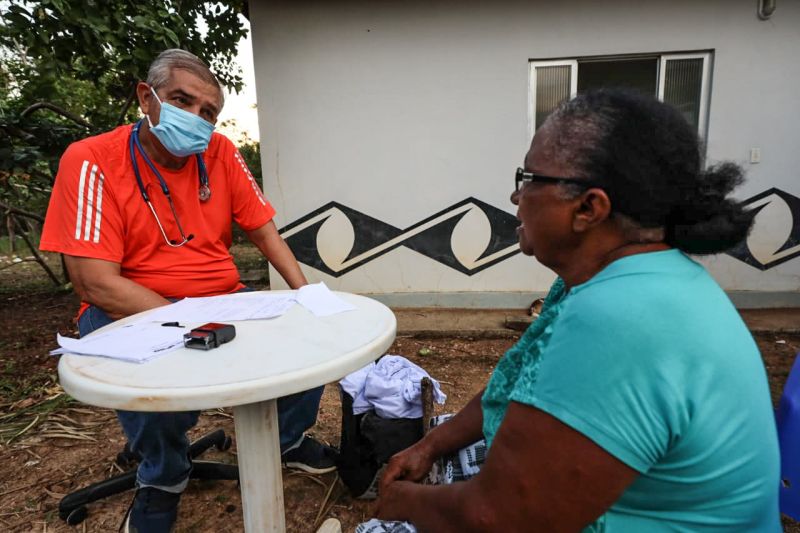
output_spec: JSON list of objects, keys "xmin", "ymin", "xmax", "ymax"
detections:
[
  {"xmin": 394, "ymin": 308, "xmax": 523, "ymax": 338},
  {"xmin": 392, "ymin": 307, "xmax": 800, "ymax": 337},
  {"xmin": 367, "ymin": 292, "xmax": 542, "ymax": 310},
  {"xmin": 370, "ymin": 290, "xmax": 800, "ymax": 310}
]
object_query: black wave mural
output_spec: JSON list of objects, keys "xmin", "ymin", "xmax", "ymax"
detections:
[
  {"xmin": 278, "ymin": 189, "xmax": 800, "ymax": 276},
  {"xmin": 727, "ymin": 188, "xmax": 800, "ymax": 270},
  {"xmin": 278, "ymin": 198, "xmax": 520, "ymax": 277}
]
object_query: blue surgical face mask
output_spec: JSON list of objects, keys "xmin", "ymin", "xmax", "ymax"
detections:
[{"xmin": 147, "ymin": 86, "xmax": 215, "ymax": 157}]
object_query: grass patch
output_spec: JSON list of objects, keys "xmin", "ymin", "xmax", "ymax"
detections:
[
  {"xmin": 0, "ymin": 233, "xmax": 41, "ymax": 255},
  {"xmin": 0, "ymin": 381, "xmax": 74, "ymax": 445},
  {"xmin": 0, "ymin": 368, "xmax": 57, "ymax": 404},
  {"xmin": 0, "ymin": 251, "xmax": 67, "ymax": 295}
]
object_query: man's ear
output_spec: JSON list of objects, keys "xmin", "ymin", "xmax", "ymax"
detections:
[
  {"xmin": 136, "ymin": 81, "xmax": 153, "ymax": 117},
  {"xmin": 572, "ymin": 188, "xmax": 612, "ymax": 233}
]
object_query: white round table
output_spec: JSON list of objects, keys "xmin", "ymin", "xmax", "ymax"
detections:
[{"xmin": 58, "ymin": 291, "xmax": 396, "ymax": 532}]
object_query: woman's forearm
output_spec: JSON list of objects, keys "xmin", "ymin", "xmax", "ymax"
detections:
[
  {"xmin": 425, "ymin": 389, "xmax": 486, "ymax": 457},
  {"xmin": 380, "ymin": 479, "xmax": 492, "ymax": 533}
]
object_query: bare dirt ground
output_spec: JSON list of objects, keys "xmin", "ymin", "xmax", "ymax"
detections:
[{"xmin": 1, "ymin": 254, "xmax": 799, "ymax": 532}]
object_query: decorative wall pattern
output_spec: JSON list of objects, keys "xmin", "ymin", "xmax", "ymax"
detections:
[
  {"xmin": 726, "ymin": 188, "xmax": 800, "ymax": 270},
  {"xmin": 279, "ymin": 189, "xmax": 800, "ymax": 276},
  {"xmin": 279, "ymin": 198, "xmax": 520, "ymax": 277}
]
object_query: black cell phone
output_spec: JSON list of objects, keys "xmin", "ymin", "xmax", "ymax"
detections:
[{"xmin": 183, "ymin": 323, "xmax": 236, "ymax": 350}]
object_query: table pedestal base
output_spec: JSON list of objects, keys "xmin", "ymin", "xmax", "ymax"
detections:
[{"xmin": 234, "ymin": 399, "xmax": 286, "ymax": 533}]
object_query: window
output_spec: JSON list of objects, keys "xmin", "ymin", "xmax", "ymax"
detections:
[{"xmin": 529, "ymin": 51, "xmax": 712, "ymax": 140}]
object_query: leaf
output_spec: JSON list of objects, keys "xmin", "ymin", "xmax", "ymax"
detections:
[
  {"xmin": 163, "ymin": 28, "xmax": 180, "ymax": 46},
  {"xmin": 3, "ymin": 13, "xmax": 31, "ymax": 27},
  {"xmin": 0, "ymin": 0, "xmax": 248, "ymax": 221},
  {"xmin": 11, "ymin": 397, "xmax": 36, "ymax": 410},
  {"xmin": 43, "ymin": 487, "xmax": 68, "ymax": 499}
]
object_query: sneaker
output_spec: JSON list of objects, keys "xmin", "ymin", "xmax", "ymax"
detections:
[
  {"xmin": 281, "ymin": 435, "xmax": 338, "ymax": 474},
  {"xmin": 122, "ymin": 487, "xmax": 180, "ymax": 533}
]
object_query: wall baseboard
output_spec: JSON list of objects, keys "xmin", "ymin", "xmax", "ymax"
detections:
[{"xmin": 364, "ymin": 291, "xmax": 800, "ymax": 310}]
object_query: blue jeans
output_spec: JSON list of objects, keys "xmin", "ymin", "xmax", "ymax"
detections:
[{"xmin": 78, "ymin": 304, "xmax": 325, "ymax": 492}]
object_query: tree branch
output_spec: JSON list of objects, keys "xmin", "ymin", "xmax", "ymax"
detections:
[
  {"xmin": 20, "ymin": 102, "xmax": 94, "ymax": 130},
  {"xmin": 0, "ymin": 123, "xmax": 37, "ymax": 141},
  {"xmin": 13, "ymin": 216, "xmax": 63, "ymax": 286},
  {"xmin": 116, "ymin": 81, "xmax": 138, "ymax": 126},
  {"xmin": 0, "ymin": 201, "xmax": 45, "ymax": 224}
]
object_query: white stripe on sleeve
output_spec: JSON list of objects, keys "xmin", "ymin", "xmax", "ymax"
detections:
[
  {"xmin": 83, "ymin": 164, "xmax": 98, "ymax": 241},
  {"xmin": 92, "ymin": 171, "xmax": 105, "ymax": 243},
  {"xmin": 74, "ymin": 160, "xmax": 89, "ymax": 239}
]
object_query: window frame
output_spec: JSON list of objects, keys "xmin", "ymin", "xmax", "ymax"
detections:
[
  {"xmin": 657, "ymin": 51, "xmax": 712, "ymax": 138},
  {"xmin": 528, "ymin": 50, "xmax": 713, "ymax": 141},
  {"xmin": 527, "ymin": 59, "xmax": 577, "ymax": 148}
]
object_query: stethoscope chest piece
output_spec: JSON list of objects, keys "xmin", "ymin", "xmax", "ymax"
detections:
[{"xmin": 198, "ymin": 184, "xmax": 211, "ymax": 202}]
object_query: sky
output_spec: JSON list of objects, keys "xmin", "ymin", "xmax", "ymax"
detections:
[{"xmin": 215, "ymin": 18, "xmax": 260, "ymax": 144}]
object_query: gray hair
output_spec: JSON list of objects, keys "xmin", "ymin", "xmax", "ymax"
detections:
[
  {"xmin": 553, "ymin": 183, "xmax": 664, "ymax": 243},
  {"xmin": 146, "ymin": 49, "xmax": 225, "ymax": 107},
  {"xmin": 543, "ymin": 103, "xmax": 665, "ymax": 244}
]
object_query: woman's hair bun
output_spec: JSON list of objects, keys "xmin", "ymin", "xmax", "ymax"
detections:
[{"xmin": 665, "ymin": 162, "xmax": 753, "ymax": 255}]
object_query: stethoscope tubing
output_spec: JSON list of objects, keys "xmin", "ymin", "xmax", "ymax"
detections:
[
  {"xmin": 129, "ymin": 119, "xmax": 209, "ymax": 202},
  {"xmin": 129, "ymin": 120, "xmax": 207, "ymax": 246}
]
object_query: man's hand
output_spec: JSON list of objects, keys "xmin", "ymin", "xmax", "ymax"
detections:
[{"xmin": 380, "ymin": 438, "xmax": 438, "ymax": 494}]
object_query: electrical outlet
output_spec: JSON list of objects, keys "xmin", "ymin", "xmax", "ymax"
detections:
[{"xmin": 750, "ymin": 147, "xmax": 761, "ymax": 164}]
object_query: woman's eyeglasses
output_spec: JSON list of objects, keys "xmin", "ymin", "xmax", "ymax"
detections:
[{"xmin": 515, "ymin": 167, "xmax": 601, "ymax": 192}]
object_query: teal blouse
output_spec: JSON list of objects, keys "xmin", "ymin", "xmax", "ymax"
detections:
[{"xmin": 481, "ymin": 250, "xmax": 780, "ymax": 532}]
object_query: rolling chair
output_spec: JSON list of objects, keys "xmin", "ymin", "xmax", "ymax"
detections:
[{"xmin": 58, "ymin": 429, "xmax": 239, "ymax": 525}]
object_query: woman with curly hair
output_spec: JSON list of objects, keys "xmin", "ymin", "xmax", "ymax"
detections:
[{"xmin": 369, "ymin": 89, "xmax": 780, "ymax": 532}]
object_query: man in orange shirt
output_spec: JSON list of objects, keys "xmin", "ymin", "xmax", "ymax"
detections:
[{"xmin": 40, "ymin": 49, "xmax": 334, "ymax": 532}]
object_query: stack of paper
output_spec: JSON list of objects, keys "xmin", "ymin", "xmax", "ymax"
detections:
[
  {"xmin": 51, "ymin": 323, "xmax": 188, "ymax": 363},
  {"xmin": 53, "ymin": 283, "xmax": 358, "ymax": 364},
  {"xmin": 142, "ymin": 293, "xmax": 297, "ymax": 324},
  {"xmin": 137, "ymin": 282, "xmax": 356, "ymax": 324}
]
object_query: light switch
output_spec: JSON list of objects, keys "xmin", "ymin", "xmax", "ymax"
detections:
[{"xmin": 750, "ymin": 147, "xmax": 761, "ymax": 164}]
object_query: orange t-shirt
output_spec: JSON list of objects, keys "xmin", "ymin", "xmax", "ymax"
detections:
[{"xmin": 40, "ymin": 124, "xmax": 275, "ymax": 311}]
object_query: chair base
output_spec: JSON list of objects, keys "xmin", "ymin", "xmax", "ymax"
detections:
[{"xmin": 58, "ymin": 429, "xmax": 239, "ymax": 526}]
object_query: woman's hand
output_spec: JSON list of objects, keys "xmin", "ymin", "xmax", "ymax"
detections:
[
  {"xmin": 375, "ymin": 479, "xmax": 415, "ymax": 521},
  {"xmin": 380, "ymin": 391, "xmax": 486, "ymax": 496},
  {"xmin": 379, "ymin": 438, "xmax": 437, "ymax": 494}
]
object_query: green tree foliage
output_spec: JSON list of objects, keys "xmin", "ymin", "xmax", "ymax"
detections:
[
  {"xmin": 0, "ymin": 0, "xmax": 249, "ymax": 282},
  {"xmin": 237, "ymin": 139, "xmax": 262, "ymax": 188},
  {"xmin": 230, "ymin": 135, "xmax": 260, "ymax": 244}
]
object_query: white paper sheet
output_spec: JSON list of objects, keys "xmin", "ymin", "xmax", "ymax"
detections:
[
  {"xmin": 140, "ymin": 293, "xmax": 297, "ymax": 324},
  {"xmin": 51, "ymin": 286, "xmax": 356, "ymax": 363},
  {"xmin": 296, "ymin": 282, "xmax": 357, "ymax": 317},
  {"xmin": 51, "ymin": 323, "xmax": 188, "ymax": 363}
]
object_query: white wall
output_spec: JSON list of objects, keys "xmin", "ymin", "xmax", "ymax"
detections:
[{"xmin": 250, "ymin": 0, "xmax": 800, "ymax": 307}]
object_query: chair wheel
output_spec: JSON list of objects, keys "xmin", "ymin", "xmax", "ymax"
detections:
[
  {"xmin": 116, "ymin": 450, "xmax": 139, "ymax": 468},
  {"xmin": 65, "ymin": 506, "xmax": 88, "ymax": 525},
  {"xmin": 217, "ymin": 435, "xmax": 232, "ymax": 451}
]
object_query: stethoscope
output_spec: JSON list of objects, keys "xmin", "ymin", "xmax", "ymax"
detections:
[{"xmin": 129, "ymin": 119, "xmax": 210, "ymax": 247}]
